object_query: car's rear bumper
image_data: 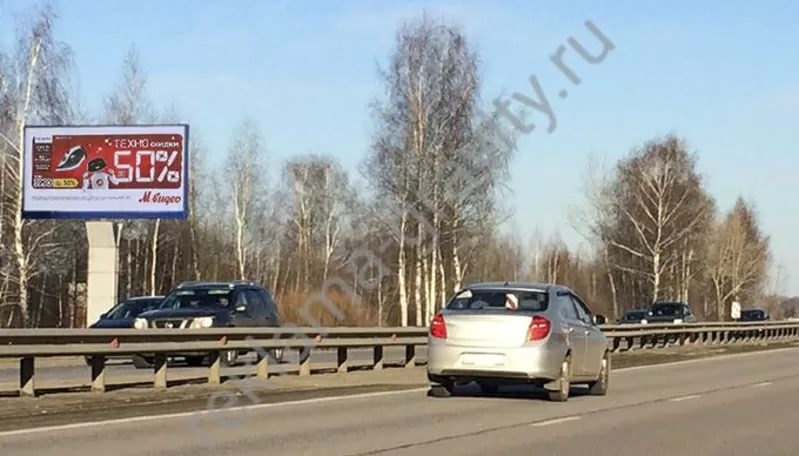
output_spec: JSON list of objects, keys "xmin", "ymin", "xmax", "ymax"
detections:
[{"xmin": 426, "ymin": 338, "xmax": 565, "ymax": 382}]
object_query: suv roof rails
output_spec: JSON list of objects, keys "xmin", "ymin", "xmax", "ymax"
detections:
[{"xmin": 176, "ymin": 280, "xmax": 259, "ymax": 289}]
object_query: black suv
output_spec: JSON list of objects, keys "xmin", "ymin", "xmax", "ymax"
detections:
[
  {"xmin": 646, "ymin": 301, "xmax": 697, "ymax": 323},
  {"xmin": 131, "ymin": 280, "xmax": 284, "ymax": 368},
  {"xmin": 740, "ymin": 308, "xmax": 768, "ymax": 321}
]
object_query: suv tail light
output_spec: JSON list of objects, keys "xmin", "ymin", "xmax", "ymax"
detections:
[
  {"xmin": 430, "ymin": 314, "xmax": 447, "ymax": 339},
  {"xmin": 527, "ymin": 315, "xmax": 551, "ymax": 341}
]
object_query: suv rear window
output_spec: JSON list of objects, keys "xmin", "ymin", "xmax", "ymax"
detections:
[
  {"xmin": 650, "ymin": 303, "xmax": 683, "ymax": 316},
  {"xmin": 159, "ymin": 288, "xmax": 233, "ymax": 309},
  {"xmin": 623, "ymin": 311, "xmax": 646, "ymax": 321},
  {"xmin": 445, "ymin": 289, "xmax": 548, "ymax": 311},
  {"xmin": 741, "ymin": 309, "xmax": 766, "ymax": 320}
]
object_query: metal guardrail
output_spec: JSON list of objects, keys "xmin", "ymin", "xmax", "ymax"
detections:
[{"xmin": 0, "ymin": 321, "xmax": 797, "ymax": 397}]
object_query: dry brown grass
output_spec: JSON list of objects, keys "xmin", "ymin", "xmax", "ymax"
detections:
[{"xmin": 276, "ymin": 289, "xmax": 377, "ymax": 326}]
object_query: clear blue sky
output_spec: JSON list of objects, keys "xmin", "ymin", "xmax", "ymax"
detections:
[{"xmin": 2, "ymin": 0, "xmax": 798, "ymax": 295}]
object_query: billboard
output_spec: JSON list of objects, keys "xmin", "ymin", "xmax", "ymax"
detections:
[{"xmin": 22, "ymin": 124, "xmax": 189, "ymax": 219}]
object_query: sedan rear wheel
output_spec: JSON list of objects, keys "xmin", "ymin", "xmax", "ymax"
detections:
[
  {"xmin": 429, "ymin": 380, "xmax": 454, "ymax": 398},
  {"xmin": 588, "ymin": 352, "xmax": 610, "ymax": 396},
  {"xmin": 546, "ymin": 356, "xmax": 571, "ymax": 402}
]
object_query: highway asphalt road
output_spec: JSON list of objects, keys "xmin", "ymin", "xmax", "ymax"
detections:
[
  {"xmin": 1, "ymin": 346, "xmax": 798, "ymax": 455},
  {"xmin": 0, "ymin": 346, "xmax": 429, "ymax": 390}
]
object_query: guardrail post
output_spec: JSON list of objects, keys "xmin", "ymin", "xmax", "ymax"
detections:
[
  {"xmin": 298, "ymin": 348, "xmax": 311, "ymax": 376},
  {"xmin": 208, "ymin": 351, "xmax": 221, "ymax": 384},
  {"xmin": 19, "ymin": 356, "xmax": 35, "ymax": 397},
  {"xmin": 645, "ymin": 335, "xmax": 654, "ymax": 349},
  {"xmin": 255, "ymin": 352, "xmax": 268, "ymax": 379},
  {"xmin": 153, "ymin": 354, "xmax": 168, "ymax": 389},
  {"xmin": 337, "ymin": 347, "xmax": 348, "ymax": 373},
  {"xmin": 404, "ymin": 345, "xmax": 416, "ymax": 367},
  {"xmin": 373, "ymin": 345, "xmax": 384, "ymax": 370},
  {"xmin": 90, "ymin": 355, "xmax": 106, "ymax": 393}
]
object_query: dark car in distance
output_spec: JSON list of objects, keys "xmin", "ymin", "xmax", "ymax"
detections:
[
  {"xmin": 646, "ymin": 301, "xmax": 697, "ymax": 324},
  {"xmin": 740, "ymin": 308, "xmax": 768, "ymax": 322},
  {"xmin": 131, "ymin": 280, "xmax": 284, "ymax": 369},
  {"xmin": 89, "ymin": 295, "xmax": 164, "ymax": 329},
  {"xmin": 85, "ymin": 295, "xmax": 164, "ymax": 365},
  {"xmin": 618, "ymin": 309, "xmax": 648, "ymax": 324}
]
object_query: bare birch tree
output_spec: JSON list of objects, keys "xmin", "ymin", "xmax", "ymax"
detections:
[
  {"xmin": 601, "ymin": 135, "xmax": 713, "ymax": 303},
  {"xmin": 567, "ymin": 154, "xmax": 621, "ymax": 317},
  {"xmin": 0, "ymin": 4, "xmax": 73, "ymax": 326},
  {"xmin": 282, "ymin": 154, "xmax": 354, "ymax": 290},
  {"xmin": 225, "ymin": 119, "xmax": 268, "ymax": 279},
  {"xmin": 707, "ymin": 198, "xmax": 770, "ymax": 319},
  {"xmin": 103, "ymin": 44, "xmax": 157, "ymax": 295},
  {"xmin": 362, "ymin": 13, "xmax": 514, "ymax": 326}
]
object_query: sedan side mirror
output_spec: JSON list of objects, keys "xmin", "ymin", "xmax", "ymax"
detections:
[
  {"xmin": 99, "ymin": 313, "xmax": 108, "ymax": 320},
  {"xmin": 593, "ymin": 314, "xmax": 607, "ymax": 325}
]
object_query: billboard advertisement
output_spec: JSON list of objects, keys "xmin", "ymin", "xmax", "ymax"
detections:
[{"xmin": 22, "ymin": 124, "xmax": 189, "ymax": 219}]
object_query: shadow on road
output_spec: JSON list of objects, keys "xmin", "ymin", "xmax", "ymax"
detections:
[{"xmin": 428, "ymin": 382, "xmax": 593, "ymax": 402}]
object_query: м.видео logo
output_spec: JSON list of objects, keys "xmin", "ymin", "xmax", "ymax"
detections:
[{"xmin": 138, "ymin": 191, "xmax": 182, "ymax": 206}]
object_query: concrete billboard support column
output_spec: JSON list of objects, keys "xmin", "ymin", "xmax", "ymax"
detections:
[{"xmin": 85, "ymin": 221, "xmax": 118, "ymax": 327}]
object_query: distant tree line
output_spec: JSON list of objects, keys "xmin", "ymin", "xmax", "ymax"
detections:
[{"xmin": 0, "ymin": 5, "xmax": 781, "ymax": 327}]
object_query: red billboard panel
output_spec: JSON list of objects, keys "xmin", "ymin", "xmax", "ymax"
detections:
[{"xmin": 23, "ymin": 125, "xmax": 189, "ymax": 219}]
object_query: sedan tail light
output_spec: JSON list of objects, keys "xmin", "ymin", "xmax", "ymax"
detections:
[
  {"xmin": 430, "ymin": 314, "xmax": 447, "ymax": 339},
  {"xmin": 527, "ymin": 315, "xmax": 551, "ymax": 341}
]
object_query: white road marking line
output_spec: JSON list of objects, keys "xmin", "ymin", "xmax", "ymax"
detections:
[
  {"xmin": 531, "ymin": 416, "xmax": 581, "ymax": 427},
  {"xmin": 0, "ymin": 387, "xmax": 428, "ymax": 438},
  {"xmin": 669, "ymin": 394, "xmax": 701, "ymax": 402},
  {"xmin": 751, "ymin": 381, "xmax": 772, "ymax": 388},
  {"xmin": 615, "ymin": 345, "xmax": 799, "ymax": 373}
]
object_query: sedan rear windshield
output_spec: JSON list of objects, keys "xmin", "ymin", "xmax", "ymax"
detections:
[
  {"xmin": 445, "ymin": 289, "xmax": 548, "ymax": 311},
  {"xmin": 106, "ymin": 299, "xmax": 161, "ymax": 319}
]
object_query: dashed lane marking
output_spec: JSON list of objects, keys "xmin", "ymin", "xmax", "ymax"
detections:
[
  {"xmin": 669, "ymin": 394, "xmax": 702, "ymax": 402},
  {"xmin": 531, "ymin": 416, "xmax": 581, "ymax": 427}
]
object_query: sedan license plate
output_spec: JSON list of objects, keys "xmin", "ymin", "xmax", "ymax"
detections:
[{"xmin": 460, "ymin": 354, "xmax": 506, "ymax": 368}]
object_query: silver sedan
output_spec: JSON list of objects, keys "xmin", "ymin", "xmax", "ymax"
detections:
[{"xmin": 426, "ymin": 281, "xmax": 610, "ymax": 401}]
